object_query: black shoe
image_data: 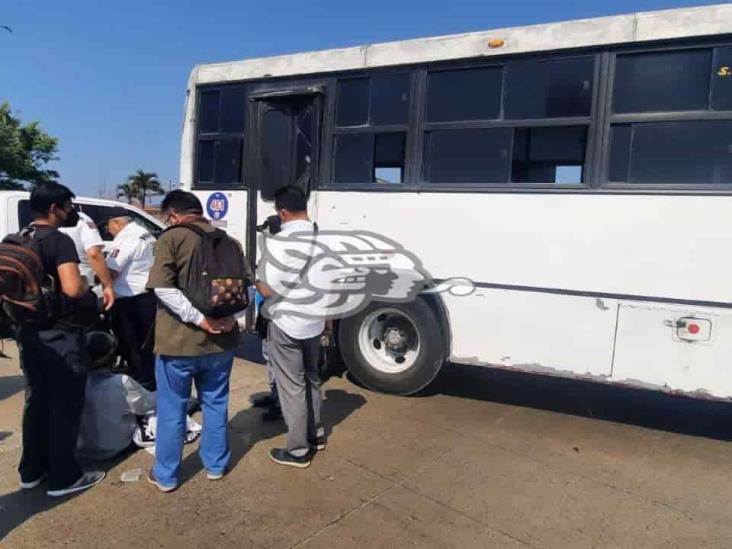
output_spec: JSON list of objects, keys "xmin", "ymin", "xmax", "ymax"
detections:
[
  {"xmin": 251, "ymin": 393, "xmax": 276, "ymax": 408},
  {"xmin": 262, "ymin": 406, "xmax": 283, "ymax": 422},
  {"xmin": 47, "ymin": 471, "xmax": 106, "ymax": 498},
  {"xmin": 269, "ymin": 448, "xmax": 311, "ymax": 469},
  {"xmin": 20, "ymin": 472, "xmax": 47, "ymax": 490},
  {"xmin": 309, "ymin": 435, "xmax": 327, "ymax": 451}
]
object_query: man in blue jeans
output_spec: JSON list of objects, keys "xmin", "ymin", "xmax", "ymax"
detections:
[{"xmin": 145, "ymin": 190, "xmax": 251, "ymax": 492}]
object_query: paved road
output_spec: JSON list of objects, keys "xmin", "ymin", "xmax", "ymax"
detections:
[{"xmin": 1, "ymin": 340, "xmax": 731, "ymax": 548}]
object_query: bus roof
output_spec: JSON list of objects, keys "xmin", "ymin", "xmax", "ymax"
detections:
[{"xmin": 189, "ymin": 4, "xmax": 732, "ymax": 86}]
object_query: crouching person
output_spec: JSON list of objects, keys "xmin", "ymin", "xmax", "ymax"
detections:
[
  {"xmin": 146, "ymin": 190, "xmax": 252, "ymax": 492},
  {"xmin": 1, "ymin": 183, "xmax": 105, "ymax": 496}
]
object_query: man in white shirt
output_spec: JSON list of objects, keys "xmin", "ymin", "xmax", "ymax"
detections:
[
  {"xmin": 257, "ymin": 185, "xmax": 326, "ymax": 469},
  {"xmin": 103, "ymin": 208, "xmax": 157, "ymax": 390},
  {"xmin": 59, "ymin": 210, "xmax": 115, "ymax": 310}
]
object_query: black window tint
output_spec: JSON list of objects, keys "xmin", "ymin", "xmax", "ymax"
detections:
[
  {"xmin": 199, "ymin": 90, "xmax": 219, "ymax": 133},
  {"xmin": 334, "ymin": 134, "xmax": 372, "ymax": 183},
  {"xmin": 371, "ymin": 74, "xmax": 410, "ymax": 125},
  {"xmin": 610, "ymin": 120, "xmax": 732, "ymax": 184},
  {"xmin": 608, "ymin": 124, "xmax": 632, "ymax": 182},
  {"xmin": 425, "ymin": 128, "xmax": 511, "ymax": 184},
  {"xmin": 18, "ymin": 200, "xmax": 32, "ymax": 228},
  {"xmin": 262, "ymin": 108, "xmax": 291, "ymax": 196},
  {"xmin": 214, "ymin": 138, "xmax": 242, "ymax": 183},
  {"xmin": 613, "ymin": 49, "xmax": 712, "ymax": 113},
  {"xmin": 197, "ymin": 140, "xmax": 215, "ymax": 182},
  {"xmin": 374, "ymin": 132, "xmax": 406, "ymax": 183},
  {"xmin": 427, "ymin": 67, "xmax": 503, "ymax": 122},
  {"xmin": 337, "ymin": 78, "xmax": 369, "ymax": 127},
  {"xmin": 511, "ymin": 126, "xmax": 586, "ymax": 183},
  {"xmin": 712, "ymin": 47, "xmax": 732, "ymax": 111},
  {"xmin": 219, "ymin": 88, "xmax": 247, "ymax": 132},
  {"xmin": 77, "ymin": 205, "xmax": 114, "ymax": 240},
  {"xmin": 506, "ymin": 57, "xmax": 594, "ymax": 119}
]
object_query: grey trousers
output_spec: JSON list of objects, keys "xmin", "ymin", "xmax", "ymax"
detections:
[{"xmin": 267, "ymin": 322, "xmax": 325, "ymax": 457}]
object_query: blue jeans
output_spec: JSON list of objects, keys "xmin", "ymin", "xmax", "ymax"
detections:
[{"xmin": 153, "ymin": 352, "xmax": 234, "ymax": 488}]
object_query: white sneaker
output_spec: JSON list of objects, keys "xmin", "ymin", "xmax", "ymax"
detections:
[
  {"xmin": 47, "ymin": 471, "xmax": 105, "ymax": 498},
  {"xmin": 206, "ymin": 470, "xmax": 226, "ymax": 481}
]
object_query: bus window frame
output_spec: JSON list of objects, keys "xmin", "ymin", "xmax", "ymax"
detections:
[
  {"xmin": 191, "ymin": 36, "xmax": 732, "ymax": 195},
  {"xmin": 598, "ymin": 39, "xmax": 732, "ymax": 191},
  {"xmin": 192, "ymin": 83, "xmax": 249, "ymax": 191}
]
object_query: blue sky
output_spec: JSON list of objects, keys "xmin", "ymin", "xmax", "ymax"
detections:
[{"xmin": 2, "ymin": 0, "xmax": 721, "ymax": 197}]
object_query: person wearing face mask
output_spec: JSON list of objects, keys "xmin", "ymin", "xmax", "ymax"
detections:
[{"xmin": 10, "ymin": 183, "xmax": 106, "ymax": 497}]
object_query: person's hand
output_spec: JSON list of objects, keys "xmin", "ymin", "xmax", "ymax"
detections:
[
  {"xmin": 198, "ymin": 317, "xmax": 222, "ymax": 334},
  {"xmin": 102, "ymin": 286, "xmax": 115, "ymax": 311},
  {"xmin": 213, "ymin": 316, "xmax": 237, "ymax": 333}
]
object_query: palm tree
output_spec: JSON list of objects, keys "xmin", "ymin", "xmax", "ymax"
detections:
[
  {"xmin": 116, "ymin": 182, "xmax": 138, "ymax": 204},
  {"xmin": 126, "ymin": 170, "xmax": 163, "ymax": 208}
]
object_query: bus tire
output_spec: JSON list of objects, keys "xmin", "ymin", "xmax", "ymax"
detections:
[{"xmin": 338, "ymin": 298, "xmax": 446, "ymax": 395}]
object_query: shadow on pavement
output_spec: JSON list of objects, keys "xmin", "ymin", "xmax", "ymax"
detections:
[
  {"xmin": 177, "ymin": 388, "xmax": 367, "ymax": 485},
  {"xmin": 420, "ymin": 362, "xmax": 732, "ymax": 441},
  {"xmin": 0, "ymin": 375, "xmax": 24, "ymax": 402}
]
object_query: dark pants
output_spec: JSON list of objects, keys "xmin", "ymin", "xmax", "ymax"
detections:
[
  {"xmin": 18, "ymin": 329, "xmax": 87, "ymax": 490},
  {"xmin": 110, "ymin": 292, "xmax": 156, "ymax": 390}
]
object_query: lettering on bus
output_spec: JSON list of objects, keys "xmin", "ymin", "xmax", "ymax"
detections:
[{"xmin": 719, "ymin": 66, "xmax": 731, "ymax": 77}]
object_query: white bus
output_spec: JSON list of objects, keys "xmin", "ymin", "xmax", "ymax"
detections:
[{"xmin": 181, "ymin": 4, "xmax": 732, "ymax": 398}]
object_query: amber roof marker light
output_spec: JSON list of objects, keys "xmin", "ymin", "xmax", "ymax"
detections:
[{"xmin": 488, "ymin": 38, "xmax": 505, "ymax": 49}]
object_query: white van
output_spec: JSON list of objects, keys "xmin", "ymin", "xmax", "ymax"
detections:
[{"xmin": 0, "ymin": 191, "xmax": 164, "ymax": 242}]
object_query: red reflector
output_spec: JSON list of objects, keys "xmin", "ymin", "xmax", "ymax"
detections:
[{"xmin": 688, "ymin": 323, "xmax": 701, "ymax": 335}]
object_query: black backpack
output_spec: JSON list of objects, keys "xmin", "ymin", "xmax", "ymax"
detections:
[
  {"xmin": 0, "ymin": 227, "xmax": 59, "ymax": 329},
  {"xmin": 166, "ymin": 223, "xmax": 251, "ymax": 318}
]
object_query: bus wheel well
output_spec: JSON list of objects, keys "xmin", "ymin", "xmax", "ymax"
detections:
[{"xmin": 419, "ymin": 293, "xmax": 452, "ymax": 360}]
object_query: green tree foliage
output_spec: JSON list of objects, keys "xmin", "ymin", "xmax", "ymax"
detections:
[
  {"xmin": 116, "ymin": 170, "xmax": 163, "ymax": 207},
  {"xmin": 0, "ymin": 102, "xmax": 59, "ymax": 190}
]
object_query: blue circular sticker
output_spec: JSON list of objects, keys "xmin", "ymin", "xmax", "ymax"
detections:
[{"xmin": 206, "ymin": 192, "xmax": 229, "ymax": 220}]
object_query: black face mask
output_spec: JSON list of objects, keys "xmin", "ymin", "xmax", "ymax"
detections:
[{"xmin": 60, "ymin": 207, "xmax": 80, "ymax": 228}]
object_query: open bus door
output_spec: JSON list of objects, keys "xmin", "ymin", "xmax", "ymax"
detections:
[{"xmin": 246, "ymin": 87, "xmax": 323, "ymax": 324}]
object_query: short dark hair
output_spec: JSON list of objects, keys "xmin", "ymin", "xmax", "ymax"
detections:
[
  {"xmin": 29, "ymin": 182, "xmax": 75, "ymax": 218},
  {"xmin": 274, "ymin": 185, "xmax": 307, "ymax": 213},
  {"xmin": 160, "ymin": 190, "xmax": 203, "ymax": 215}
]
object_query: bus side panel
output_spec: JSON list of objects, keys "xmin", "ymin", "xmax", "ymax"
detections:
[
  {"xmin": 612, "ymin": 304, "xmax": 732, "ymax": 399},
  {"xmin": 443, "ymin": 289, "xmax": 617, "ymax": 378},
  {"xmin": 315, "ymin": 191, "xmax": 732, "ymax": 306},
  {"xmin": 192, "ymin": 190, "xmax": 248, "ymax": 246}
]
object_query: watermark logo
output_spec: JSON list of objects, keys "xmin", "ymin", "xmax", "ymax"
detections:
[{"xmin": 259, "ymin": 229, "xmax": 474, "ymax": 321}]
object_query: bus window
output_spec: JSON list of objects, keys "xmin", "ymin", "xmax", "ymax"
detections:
[
  {"xmin": 332, "ymin": 72, "xmax": 411, "ymax": 185},
  {"xmin": 505, "ymin": 57, "xmax": 594, "ymax": 119},
  {"xmin": 424, "ymin": 128, "xmax": 511, "ymax": 184},
  {"xmin": 609, "ymin": 120, "xmax": 732, "ymax": 184},
  {"xmin": 613, "ymin": 49, "xmax": 712, "ymax": 113},
  {"xmin": 336, "ymin": 74, "xmax": 410, "ymax": 127},
  {"xmin": 426, "ymin": 67, "xmax": 502, "ymax": 123},
  {"xmin": 712, "ymin": 47, "xmax": 732, "ymax": 111},
  {"xmin": 195, "ymin": 85, "xmax": 247, "ymax": 187},
  {"xmin": 511, "ymin": 126, "xmax": 586, "ymax": 184},
  {"xmin": 197, "ymin": 137, "xmax": 243, "ymax": 185},
  {"xmin": 333, "ymin": 132, "xmax": 405, "ymax": 184}
]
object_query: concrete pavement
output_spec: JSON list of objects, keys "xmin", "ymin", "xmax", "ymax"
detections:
[{"xmin": 1, "ymin": 340, "xmax": 731, "ymax": 548}]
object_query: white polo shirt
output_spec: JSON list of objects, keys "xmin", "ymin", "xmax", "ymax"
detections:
[
  {"xmin": 261, "ymin": 219, "xmax": 325, "ymax": 340},
  {"xmin": 58, "ymin": 211, "xmax": 104, "ymax": 283},
  {"xmin": 106, "ymin": 221, "xmax": 155, "ymax": 297}
]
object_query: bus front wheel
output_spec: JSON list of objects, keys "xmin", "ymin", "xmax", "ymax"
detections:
[{"xmin": 338, "ymin": 299, "xmax": 446, "ymax": 395}]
